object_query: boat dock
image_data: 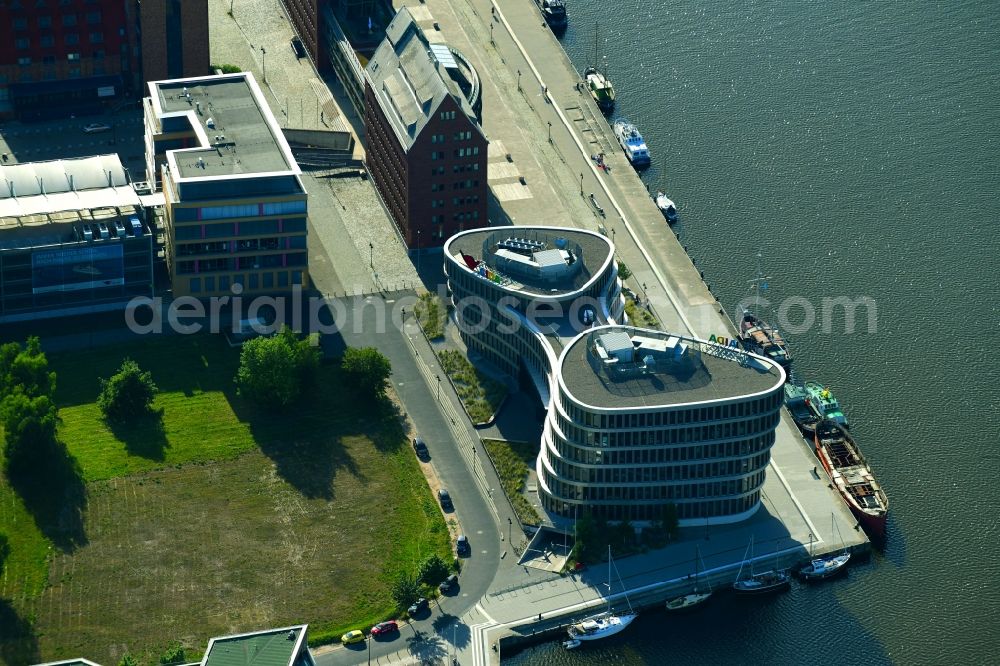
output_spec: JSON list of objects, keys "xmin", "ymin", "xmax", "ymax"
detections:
[{"xmin": 381, "ymin": 0, "xmax": 871, "ymax": 662}]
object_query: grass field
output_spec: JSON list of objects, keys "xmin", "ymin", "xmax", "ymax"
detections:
[
  {"xmin": 0, "ymin": 334, "xmax": 450, "ymax": 665},
  {"xmin": 481, "ymin": 439, "xmax": 541, "ymax": 526}
]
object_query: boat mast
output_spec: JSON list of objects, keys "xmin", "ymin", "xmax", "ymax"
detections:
[{"xmin": 606, "ymin": 544, "xmax": 612, "ymax": 614}]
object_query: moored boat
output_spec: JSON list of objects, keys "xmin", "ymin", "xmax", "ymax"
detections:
[
  {"xmin": 666, "ymin": 545, "xmax": 712, "ymax": 611},
  {"xmin": 784, "ymin": 382, "xmax": 820, "ymax": 435},
  {"xmin": 733, "ymin": 536, "xmax": 791, "ymax": 596},
  {"xmin": 613, "ymin": 119, "xmax": 650, "ymax": 167},
  {"xmin": 655, "ymin": 191, "xmax": 678, "ymax": 223},
  {"xmin": 814, "ymin": 420, "xmax": 889, "ymax": 538},
  {"xmin": 584, "ymin": 24, "xmax": 616, "ymax": 113},
  {"xmin": 799, "ymin": 552, "xmax": 851, "ymax": 581},
  {"xmin": 567, "ymin": 546, "xmax": 637, "ymax": 642},
  {"xmin": 740, "ymin": 311, "xmax": 791, "ymax": 370},
  {"xmin": 537, "ymin": 0, "xmax": 567, "ymax": 31},
  {"xmin": 804, "ymin": 381, "xmax": 848, "ymax": 427}
]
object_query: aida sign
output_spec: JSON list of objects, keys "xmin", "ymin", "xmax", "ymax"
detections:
[{"xmin": 707, "ymin": 334, "xmax": 740, "ymax": 348}]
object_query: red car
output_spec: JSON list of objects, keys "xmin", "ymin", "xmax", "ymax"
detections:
[{"xmin": 370, "ymin": 621, "xmax": 398, "ymax": 637}]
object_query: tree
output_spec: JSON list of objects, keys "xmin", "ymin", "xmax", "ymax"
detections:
[
  {"xmin": 417, "ymin": 553, "xmax": 450, "ymax": 586},
  {"xmin": 235, "ymin": 326, "xmax": 320, "ymax": 407},
  {"xmin": 159, "ymin": 641, "xmax": 186, "ymax": 665},
  {"xmin": 391, "ymin": 571, "xmax": 420, "ymax": 610},
  {"xmin": 0, "ymin": 533, "xmax": 9, "ymax": 577},
  {"xmin": 98, "ymin": 358, "xmax": 158, "ymax": 422},
  {"xmin": 1, "ymin": 390, "xmax": 59, "ymax": 475},
  {"xmin": 0, "ymin": 337, "xmax": 55, "ymax": 398},
  {"xmin": 617, "ymin": 260, "xmax": 632, "ymax": 281},
  {"xmin": 341, "ymin": 347, "xmax": 392, "ymax": 399}
]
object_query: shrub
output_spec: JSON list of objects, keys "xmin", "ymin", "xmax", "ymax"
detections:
[
  {"xmin": 98, "ymin": 358, "xmax": 158, "ymax": 422},
  {"xmin": 391, "ymin": 572, "xmax": 420, "ymax": 610},
  {"xmin": 160, "ymin": 641, "xmax": 186, "ymax": 666}
]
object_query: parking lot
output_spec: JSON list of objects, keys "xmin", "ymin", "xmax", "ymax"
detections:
[{"xmin": 0, "ymin": 109, "xmax": 146, "ymax": 176}]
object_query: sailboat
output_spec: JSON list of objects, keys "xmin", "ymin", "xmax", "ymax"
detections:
[
  {"xmin": 739, "ymin": 254, "xmax": 792, "ymax": 371},
  {"xmin": 566, "ymin": 546, "xmax": 637, "ymax": 643},
  {"xmin": 665, "ymin": 545, "xmax": 712, "ymax": 611},
  {"xmin": 798, "ymin": 515, "xmax": 851, "ymax": 581},
  {"xmin": 583, "ymin": 24, "xmax": 616, "ymax": 113},
  {"xmin": 733, "ymin": 536, "xmax": 791, "ymax": 595}
]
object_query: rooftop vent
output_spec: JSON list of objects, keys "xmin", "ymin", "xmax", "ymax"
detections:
[
  {"xmin": 206, "ymin": 117, "xmax": 215, "ymax": 129},
  {"xmin": 197, "ymin": 157, "xmax": 205, "ymax": 169},
  {"xmin": 286, "ymin": 630, "xmax": 296, "ymax": 641}
]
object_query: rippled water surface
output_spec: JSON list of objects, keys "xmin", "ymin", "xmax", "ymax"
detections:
[{"xmin": 505, "ymin": 1, "xmax": 999, "ymax": 663}]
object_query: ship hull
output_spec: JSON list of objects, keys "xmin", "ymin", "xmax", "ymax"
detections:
[{"xmin": 814, "ymin": 421, "xmax": 889, "ymax": 540}]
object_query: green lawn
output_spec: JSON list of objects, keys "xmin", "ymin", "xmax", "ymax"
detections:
[
  {"xmin": 0, "ymin": 334, "xmax": 450, "ymax": 665},
  {"xmin": 482, "ymin": 439, "xmax": 541, "ymax": 526}
]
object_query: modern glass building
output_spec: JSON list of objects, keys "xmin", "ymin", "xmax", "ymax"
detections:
[
  {"xmin": 144, "ymin": 73, "xmax": 308, "ymax": 298},
  {"xmin": 444, "ymin": 226, "xmax": 786, "ymax": 526}
]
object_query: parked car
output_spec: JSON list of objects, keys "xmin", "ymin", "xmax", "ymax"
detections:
[
  {"xmin": 82, "ymin": 122, "xmax": 111, "ymax": 133},
  {"xmin": 291, "ymin": 36, "xmax": 306, "ymax": 58},
  {"xmin": 438, "ymin": 488, "xmax": 453, "ymax": 510},
  {"xmin": 456, "ymin": 534, "xmax": 470, "ymax": 556},
  {"xmin": 370, "ymin": 621, "xmax": 398, "ymax": 637},
  {"xmin": 439, "ymin": 574, "xmax": 459, "ymax": 594},
  {"xmin": 341, "ymin": 629, "xmax": 365, "ymax": 645},
  {"xmin": 413, "ymin": 437, "xmax": 428, "ymax": 459},
  {"xmin": 407, "ymin": 597, "xmax": 428, "ymax": 615}
]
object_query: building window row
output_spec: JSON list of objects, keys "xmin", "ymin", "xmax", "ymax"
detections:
[
  {"xmin": 557, "ymin": 390, "xmax": 783, "ymax": 430},
  {"xmin": 549, "ymin": 433, "xmax": 773, "ymax": 467},
  {"xmin": 440, "ymin": 110, "xmax": 456, "ymax": 120},
  {"xmin": 452, "ymin": 162, "xmax": 479, "ymax": 173},
  {"xmin": 542, "ymin": 470, "xmax": 766, "ymax": 507},
  {"xmin": 176, "ymin": 252, "xmax": 307, "ymax": 275},
  {"xmin": 187, "ymin": 270, "xmax": 303, "ymax": 294},
  {"xmin": 546, "ymin": 449, "xmax": 770, "ymax": 485},
  {"xmin": 541, "ymin": 490, "xmax": 760, "ymax": 522},
  {"xmin": 553, "ymin": 411, "xmax": 779, "ymax": 448},
  {"xmin": 454, "ymin": 147, "xmax": 480, "ymax": 157}
]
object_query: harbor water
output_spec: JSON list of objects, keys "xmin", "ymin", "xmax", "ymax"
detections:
[{"xmin": 505, "ymin": 0, "xmax": 999, "ymax": 664}]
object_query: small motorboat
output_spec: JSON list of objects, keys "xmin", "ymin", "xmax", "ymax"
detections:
[
  {"xmin": 655, "ymin": 191, "xmax": 678, "ymax": 223},
  {"xmin": 563, "ymin": 639, "xmax": 582, "ymax": 650},
  {"xmin": 799, "ymin": 553, "xmax": 851, "ymax": 581}
]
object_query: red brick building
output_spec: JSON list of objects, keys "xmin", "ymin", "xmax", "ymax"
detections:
[
  {"xmin": 139, "ymin": 0, "xmax": 210, "ymax": 86},
  {"xmin": 363, "ymin": 7, "xmax": 487, "ymax": 248},
  {"xmin": 0, "ymin": 0, "xmax": 138, "ymax": 119}
]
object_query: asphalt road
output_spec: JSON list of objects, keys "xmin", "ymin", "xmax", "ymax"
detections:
[{"xmin": 315, "ymin": 294, "xmax": 503, "ymax": 665}]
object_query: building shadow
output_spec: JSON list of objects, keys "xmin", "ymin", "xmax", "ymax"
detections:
[
  {"xmin": 7, "ymin": 440, "xmax": 88, "ymax": 553},
  {"xmin": 0, "ymin": 598, "xmax": 40, "ymax": 666},
  {"xmin": 108, "ymin": 410, "xmax": 169, "ymax": 461}
]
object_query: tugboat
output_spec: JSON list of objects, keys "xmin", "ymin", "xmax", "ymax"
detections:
[
  {"xmin": 613, "ymin": 119, "xmax": 651, "ymax": 168},
  {"xmin": 536, "ymin": 0, "xmax": 567, "ymax": 32},
  {"xmin": 814, "ymin": 420, "xmax": 889, "ymax": 539},
  {"xmin": 804, "ymin": 382, "xmax": 848, "ymax": 427},
  {"xmin": 584, "ymin": 24, "xmax": 616, "ymax": 113},
  {"xmin": 654, "ymin": 191, "xmax": 678, "ymax": 223},
  {"xmin": 739, "ymin": 257, "xmax": 791, "ymax": 371},
  {"xmin": 733, "ymin": 536, "xmax": 791, "ymax": 596},
  {"xmin": 566, "ymin": 546, "xmax": 637, "ymax": 644}
]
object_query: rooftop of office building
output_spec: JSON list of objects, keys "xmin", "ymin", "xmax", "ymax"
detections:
[
  {"xmin": 445, "ymin": 227, "xmax": 614, "ymax": 298},
  {"xmin": 559, "ymin": 326, "xmax": 785, "ymax": 410},
  {"xmin": 365, "ymin": 7, "xmax": 482, "ymax": 150},
  {"xmin": 202, "ymin": 625, "xmax": 309, "ymax": 666},
  {"xmin": 149, "ymin": 73, "xmax": 299, "ymax": 180}
]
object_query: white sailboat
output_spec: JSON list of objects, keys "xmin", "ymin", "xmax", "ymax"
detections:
[
  {"xmin": 665, "ymin": 545, "xmax": 712, "ymax": 611},
  {"xmin": 733, "ymin": 535, "xmax": 791, "ymax": 595},
  {"xmin": 799, "ymin": 514, "xmax": 851, "ymax": 581},
  {"xmin": 566, "ymin": 546, "xmax": 637, "ymax": 643}
]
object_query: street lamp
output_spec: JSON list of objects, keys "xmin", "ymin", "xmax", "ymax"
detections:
[
  {"xmin": 517, "ymin": 69, "xmax": 521, "ymax": 92},
  {"xmin": 435, "ymin": 373, "xmax": 441, "ymax": 401},
  {"xmin": 547, "ymin": 121, "xmax": 552, "ymax": 143},
  {"xmin": 508, "ymin": 516, "xmax": 513, "ymax": 545},
  {"xmin": 416, "ymin": 229, "xmax": 422, "ymax": 274},
  {"xmin": 260, "ymin": 46, "xmax": 267, "ymax": 83},
  {"xmin": 490, "ymin": 22, "xmax": 494, "ymax": 45},
  {"xmin": 369, "ymin": 241, "xmax": 374, "ymax": 269},
  {"xmin": 579, "ymin": 172, "xmax": 584, "ymax": 195},
  {"xmin": 367, "ymin": 632, "xmax": 371, "ymax": 666}
]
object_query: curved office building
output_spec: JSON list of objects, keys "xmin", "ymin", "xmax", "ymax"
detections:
[
  {"xmin": 443, "ymin": 226, "xmax": 623, "ymax": 403},
  {"xmin": 542, "ymin": 326, "xmax": 785, "ymax": 525},
  {"xmin": 444, "ymin": 227, "xmax": 785, "ymax": 526}
]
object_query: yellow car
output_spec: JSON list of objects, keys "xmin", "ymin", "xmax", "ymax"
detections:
[{"xmin": 341, "ymin": 629, "xmax": 365, "ymax": 645}]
